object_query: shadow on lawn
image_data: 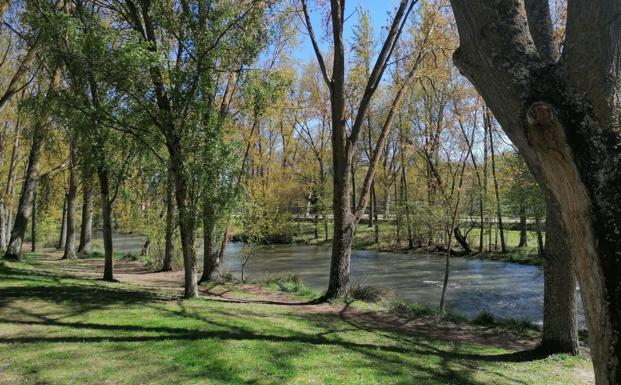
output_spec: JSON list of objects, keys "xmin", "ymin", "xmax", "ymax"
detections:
[{"xmin": 0, "ymin": 265, "xmax": 555, "ymax": 385}]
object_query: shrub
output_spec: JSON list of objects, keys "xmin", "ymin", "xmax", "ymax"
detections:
[
  {"xmin": 263, "ymin": 273, "xmax": 317, "ymax": 297},
  {"xmin": 347, "ymin": 282, "xmax": 393, "ymax": 303}
]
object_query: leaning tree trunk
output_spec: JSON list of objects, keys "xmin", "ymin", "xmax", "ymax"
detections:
[
  {"xmin": 3, "ymin": 123, "xmax": 44, "ymax": 261},
  {"xmin": 63, "ymin": 149, "xmax": 78, "ymax": 260},
  {"xmin": 98, "ymin": 167, "xmax": 114, "ymax": 281},
  {"xmin": 449, "ymin": 2, "xmax": 621, "ymax": 383},
  {"xmin": 161, "ymin": 171, "xmax": 175, "ymax": 272},
  {"xmin": 542, "ymin": 204, "xmax": 579, "ymax": 354},
  {"xmin": 77, "ymin": 180, "xmax": 93, "ymax": 254}
]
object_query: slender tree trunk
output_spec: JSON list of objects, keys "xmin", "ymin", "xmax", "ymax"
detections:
[
  {"xmin": 162, "ymin": 172, "xmax": 175, "ymax": 271},
  {"xmin": 518, "ymin": 205, "xmax": 528, "ymax": 247},
  {"xmin": 368, "ymin": 181, "xmax": 375, "ymax": 228},
  {"xmin": 371, "ymin": 183, "xmax": 379, "ymax": 244},
  {"xmin": 0, "ymin": 198, "xmax": 6, "ymax": 250},
  {"xmin": 488, "ymin": 117, "xmax": 506, "ymax": 253},
  {"xmin": 63, "ymin": 149, "xmax": 78, "ymax": 260},
  {"xmin": 98, "ymin": 167, "xmax": 115, "ymax": 281},
  {"xmin": 535, "ymin": 216, "xmax": 544, "ymax": 257},
  {"xmin": 77, "ymin": 180, "xmax": 93, "ymax": 254},
  {"xmin": 31, "ymin": 192, "xmax": 36, "ymax": 253},
  {"xmin": 440, "ymin": 155, "xmax": 468, "ymax": 311},
  {"xmin": 58, "ymin": 195, "xmax": 68, "ymax": 250},
  {"xmin": 399, "ymin": 133, "xmax": 414, "ymax": 249},
  {"xmin": 3, "ymin": 124, "xmax": 44, "ymax": 261},
  {"xmin": 542, "ymin": 204, "xmax": 579, "ymax": 354}
]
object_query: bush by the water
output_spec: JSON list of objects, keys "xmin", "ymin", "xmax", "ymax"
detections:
[
  {"xmin": 347, "ymin": 282, "xmax": 394, "ymax": 303},
  {"xmin": 263, "ymin": 273, "xmax": 317, "ymax": 298}
]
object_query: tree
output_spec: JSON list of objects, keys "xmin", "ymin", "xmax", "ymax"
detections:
[
  {"xmin": 448, "ymin": 1, "xmax": 620, "ymax": 383},
  {"xmin": 301, "ymin": 0, "xmax": 421, "ymax": 299}
]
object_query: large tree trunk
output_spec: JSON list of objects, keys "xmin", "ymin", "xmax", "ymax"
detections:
[
  {"xmin": 3, "ymin": 123, "xmax": 44, "ymax": 261},
  {"xmin": 168, "ymin": 149, "xmax": 198, "ymax": 298},
  {"xmin": 4, "ymin": 121, "xmax": 21, "ymax": 246},
  {"xmin": 199, "ymin": 205, "xmax": 220, "ymax": 283},
  {"xmin": 63, "ymin": 149, "xmax": 78, "ymax": 260},
  {"xmin": 324, "ymin": 151, "xmax": 355, "ymax": 300},
  {"xmin": 449, "ymin": 2, "xmax": 621, "ymax": 383},
  {"xmin": 77, "ymin": 179, "xmax": 93, "ymax": 254},
  {"xmin": 542, "ymin": 204, "xmax": 579, "ymax": 354},
  {"xmin": 98, "ymin": 167, "xmax": 115, "ymax": 281},
  {"xmin": 161, "ymin": 171, "xmax": 175, "ymax": 271}
]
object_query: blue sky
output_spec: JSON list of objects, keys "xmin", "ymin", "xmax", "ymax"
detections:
[{"xmin": 291, "ymin": 0, "xmax": 406, "ymax": 64}]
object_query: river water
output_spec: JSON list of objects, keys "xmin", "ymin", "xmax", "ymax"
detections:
[{"xmin": 106, "ymin": 233, "xmax": 585, "ymax": 326}]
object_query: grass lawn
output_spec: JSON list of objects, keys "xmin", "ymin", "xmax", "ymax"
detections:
[{"xmin": 0, "ymin": 252, "xmax": 592, "ymax": 385}]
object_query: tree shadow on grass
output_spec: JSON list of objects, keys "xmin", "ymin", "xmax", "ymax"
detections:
[{"xmin": 0, "ymin": 265, "xmax": 581, "ymax": 385}]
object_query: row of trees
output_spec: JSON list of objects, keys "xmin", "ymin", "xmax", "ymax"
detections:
[{"xmin": 1, "ymin": 1, "xmax": 619, "ymax": 384}]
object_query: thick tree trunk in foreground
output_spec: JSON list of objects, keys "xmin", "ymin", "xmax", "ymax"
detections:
[
  {"xmin": 162, "ymin": 173, "xmax": 175, "ymax": 271},
  {"xmin": 168, "ymin": 149, "xmax": 198, "ymax": 298},
  {"xmin": 77, "ymin": 181, "xmax": 93, "ymax": 254},
  {"xmin": 199, "ymin": 205, "xmax": 220, "ymax": 283},
  {"xmin": 449, "ymin": 2, "xmax": 621, "ymax": 383},
  {"xmin": 3, "ymin": 124, "xmax": 44, "ymax": 261},
  {"xmin": 98, "ymin": 167, "xmax": 114, "ymax": 281},
  {"xmin": 542, "ymin": 204, "xmax": 579, "ymax": 354},
  {"xmin": 63, "ymin": 150, "xmax": 78, "ymax": 260}
]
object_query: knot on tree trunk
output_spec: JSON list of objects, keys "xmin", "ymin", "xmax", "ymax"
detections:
[{"xmin": 527, "ymin": 102, "xmax": 555, "ymax": 127}]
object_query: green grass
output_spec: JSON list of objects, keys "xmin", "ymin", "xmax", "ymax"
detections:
[{"xmin": 0, "ymin": 255, "xmax": 592, "ymax": 385}]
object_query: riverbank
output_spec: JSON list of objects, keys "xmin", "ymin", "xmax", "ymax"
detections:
[
  {"xmin": 0, "ymin": 250, "xmax": 593, "ymax": 385},
  {"xmin": 233, "ymin": 222, "xmax": 544, "ymax": 265}
]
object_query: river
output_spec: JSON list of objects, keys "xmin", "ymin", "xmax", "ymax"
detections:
[{"xmin": 106, "ymin": 232, "xmax": 585, "ymax": 326}]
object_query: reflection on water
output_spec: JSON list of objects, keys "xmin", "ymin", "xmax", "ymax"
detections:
[{"xmin": 104, "ymin": 232, "xmax": 584, "ymax": 326}]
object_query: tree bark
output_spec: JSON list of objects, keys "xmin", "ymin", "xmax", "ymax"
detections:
[
  {"xmin": 98, "ymin": 167, "xmax": 115, "ymax": 281},
  {"xmin": 77, "ymin": 178, "xmax": 93, "ymax": 254},
  {"xmin": 161, "ymin": 171, "xmax": 175, "ymax": 271},
  {"xmin": 31, "ymin": 192, "xmax": 36, "ymax": 253},
  {"xmin": 199, "ymin": 205, "xmax": 220, "ymax": 283},
  {"xmin": 542, "ymin": 204, "xmax": 579, "ymax": 354},
  {"xmin": 4, "ymin": 119, "xmax": 21, "ymax": 246},
  {"xmin": 449, "ymin": 2, "xmax": 621, "ymax": 383},
  {"xmin": 0, "ymin": 198, "xmax": 6, "ymax": 250},
  {"xmin": 63, "ymin": 148, "xmax": 78, "ymax": 260},
  {"xmin": 3, "ymin": 123, "xmax": 44, "ymax": 260},
  {"xmin": 57, "ymin": 195, "xmax": 68, "ymax": 250}
]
